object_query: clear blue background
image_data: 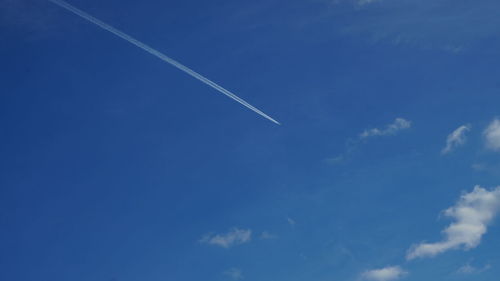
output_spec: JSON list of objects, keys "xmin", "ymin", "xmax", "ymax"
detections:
[{"xmin": 1, "ymin": 0, "xmax": 500, "ymax": 280}]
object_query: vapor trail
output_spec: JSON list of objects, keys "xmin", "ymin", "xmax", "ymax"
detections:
[{"xmin": 49, "ymin": 0, "xmax": 280, "ymax": 125}]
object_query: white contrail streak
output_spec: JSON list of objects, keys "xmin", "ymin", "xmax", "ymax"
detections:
[{"xmin": 49, "ymin": 0, "xmax": 280, "ymax": 125}]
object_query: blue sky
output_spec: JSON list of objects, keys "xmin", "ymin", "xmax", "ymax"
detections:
[{"xmin": 1, "ymin": 0, "xmax": 500, "ymax": 281}]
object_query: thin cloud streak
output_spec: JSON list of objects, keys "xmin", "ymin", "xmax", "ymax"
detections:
[
  {"xmin": 49, "ymin": 0, "xmax": 280, "ymax": 125},
  {"xmin": 200, "ymin": 228, "xmax": 252, "ymax": 248}
]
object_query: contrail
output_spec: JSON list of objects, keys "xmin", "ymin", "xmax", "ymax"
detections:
[{"xmin": 48, "ymin": 0, "xmax": 280, "ymax": 125}]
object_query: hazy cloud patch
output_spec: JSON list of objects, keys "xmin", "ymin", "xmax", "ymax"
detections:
[
  {"xmin": 260, "ymin": 231, "xmax": 278, "ymax": 240},
  {"xmin": 456, "ymin": 262, "xmax": 491, "ymax": 274},
  {"xmin": 223, "ymin": 268, "xmax": 244, "ymax": 280},
  {"xmin": 329, "ymin": 0, "xmax": 500, "ymax": 50}
]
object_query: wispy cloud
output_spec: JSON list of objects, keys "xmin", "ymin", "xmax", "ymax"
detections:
[
  {"xmin": 484, "ymin": 118, "xmax": 500, "ymax": 152},
  {"xmin": 287, "ymin": 217, "xmax": 296, "ymax": 226},
  {"xmin": 356, "ymin": 0, "xmax": 380, "ymax": 6},
  {"xmin": 407, "ymin": 186, "xmax": 500, "ymax": 260},
  {"xmin": 360, "ymin": 118, "xmax": 411, "ymax": 139},
  {"xmin": 325, "ymin": 117, "xmax": 411, "ymax": 164},
  {"xmin": 442, "ymin": 124, "xmax": 471, "ymax": 154},
  {"xmin": 223, "ymin": 268, "xmax": 244, "ymax": 280},
  {"xmin": 200, "ymin": 228, "xmax": 252, "ymax": 248},
  {"xmin": 456, "ymin": 262, "xmax": 491, "ymax": 274},
  {"xmin": 361, "ymin": 266, "xmax": 407, "ymax": 281}
]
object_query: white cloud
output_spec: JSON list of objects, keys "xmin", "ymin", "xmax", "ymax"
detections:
[
  {"xmin": 360, "ymin": 118, "xmax": 411, "ymax": 139},
  {"xmin": 442, "ymin": 125, "xmax": 471, "ymax": 154},
  {"xmin": 484, "ymin": 118, "xmax": 500, "ymax": 151},
  {"xmin": 224, "ymin": 268, "xmax": 244, "ymax": 280},
  {"xmin": 200, "ymin": 228, "xmax": 252, "ymax": 248},
  {"xmin": 287, "ymin": 217, "xmax": 296, "ymax": 226},
  {"xmin": 407, "ymin": 186, "xmax": 500, "ymax": 260},
  {"xmin": 361, "ymin": 266, "xmax": 407, "ymax": 281}
]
